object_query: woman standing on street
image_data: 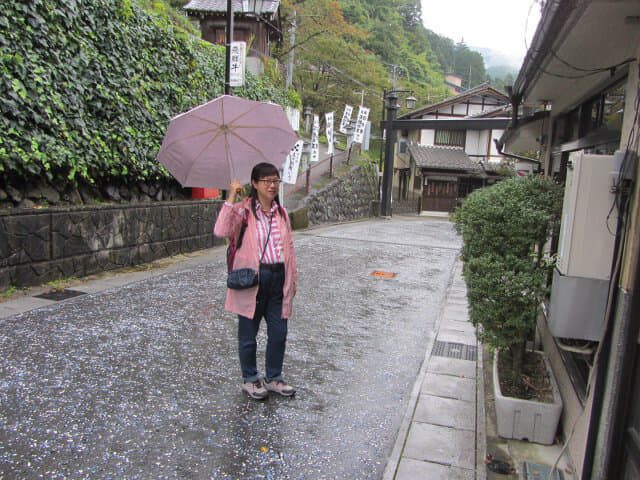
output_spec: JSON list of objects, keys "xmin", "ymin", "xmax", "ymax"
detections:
[{"xmin": 214, "ymin": 162, "xmax": 298, "ymax": 400}]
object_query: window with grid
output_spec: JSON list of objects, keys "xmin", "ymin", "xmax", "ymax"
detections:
[{"xmin": 434, "ymin": 129, "xmax": 465, "ymax": 147}]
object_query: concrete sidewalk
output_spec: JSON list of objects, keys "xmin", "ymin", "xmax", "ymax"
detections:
[{"xmin": 384, "ymin": 259, "xmax": 484, "ymax": 480}]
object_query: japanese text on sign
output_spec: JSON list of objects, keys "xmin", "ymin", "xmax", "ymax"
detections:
[
  {"xmin": 353, "ymin": 106, "xmax": 369, "ymax": 144},
  {"xmin": 229, "ymin": 42, "xmax": 246, "ymax": 87},
  {"xmin": 310, "ymin": 114, "xmax": 320, "ymax": 163},
  {"xmin": 281, "ymin": 140, "xmax": 304, "ymax": 184},
  {"xmin": 339, "ymin": 105, "xmax": 353, "ymax": 134},
  {"xmin": 325, "ymin": 112, "xmax": 334, "ymax": 155}
]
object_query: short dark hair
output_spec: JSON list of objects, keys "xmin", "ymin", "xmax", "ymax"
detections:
[
  {"xmin": 249, "ymin": 162, "xmax": 283, "ymax": 217},
  {"xmin": 251, "ymin": 162, "xmax": 280, "ymax": 183}
]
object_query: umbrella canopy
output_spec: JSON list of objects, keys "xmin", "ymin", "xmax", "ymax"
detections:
[{"xmin": 156, "ymin": 95, "xmax": 299, "ymax": 189}]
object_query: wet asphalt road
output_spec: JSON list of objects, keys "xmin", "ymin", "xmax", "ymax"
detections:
[{"xmin": 0, "ymin": 217, "xmax": 461, "ymax": 479}]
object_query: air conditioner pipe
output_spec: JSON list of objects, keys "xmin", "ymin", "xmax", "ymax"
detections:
[{"xmin": 493, "ymin": 139, "xmax": 542, "ymax": 174}]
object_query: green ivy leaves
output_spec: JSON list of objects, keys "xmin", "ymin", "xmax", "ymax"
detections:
[{"xmin": 1, "ymin": 0, "xmax": 290, "ymax": 191}]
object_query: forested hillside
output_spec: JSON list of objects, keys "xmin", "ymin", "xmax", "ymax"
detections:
[{"xmin": 275, "ymin": 0, "xmax": 490, "ymax": 133}]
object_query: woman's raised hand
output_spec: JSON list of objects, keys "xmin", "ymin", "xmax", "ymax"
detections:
[{"xmin": 228, "ymin": 180, "xmax": 243, "ymax": 203}]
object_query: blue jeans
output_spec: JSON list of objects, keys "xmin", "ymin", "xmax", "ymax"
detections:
[{"xmin": 237, "ymin": 268, "xmax": 288, "ymax": 383}]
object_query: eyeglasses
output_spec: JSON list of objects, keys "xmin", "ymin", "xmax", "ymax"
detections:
[{"xmin": 259, "ymin": 179, "xmax": 281, "ymax": 186}]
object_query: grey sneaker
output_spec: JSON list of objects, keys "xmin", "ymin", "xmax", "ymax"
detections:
[
  {"xmin": 242, "ymin": 380, "xmax": 268, "ymax": 400},
  {"xmin": 262, "ymin": 378, "xmax": 296, "ymax": 397}
]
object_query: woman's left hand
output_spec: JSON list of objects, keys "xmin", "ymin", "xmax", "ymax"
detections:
[{"xmin": 292, "ymin": 283, "xmax": 297, "ymax": 298}]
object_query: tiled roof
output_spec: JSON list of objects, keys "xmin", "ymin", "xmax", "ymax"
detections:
[
  {"xmin": 467, "ymin": 104, "xmax": 511, "ymax": 118},
  {"xmin": 399, "ymin": 82, "xmax": 509, "ymax": 120},
  {"xmin": 408, "ymin": 144, "xmax": 482, "ymax": 172},
  {"xmin": 183, "ymin": 0, "xmax": 279, "ymax": 14}
]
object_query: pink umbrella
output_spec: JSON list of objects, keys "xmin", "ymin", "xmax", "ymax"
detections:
[{"xmin": 156, "ymin": 95, "xmax": 299, "ymax": 188}]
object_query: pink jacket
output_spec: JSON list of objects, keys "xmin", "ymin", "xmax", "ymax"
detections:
[{"xmin": 214, "ymin": 198, "xmax": 298, "ymax": 319}]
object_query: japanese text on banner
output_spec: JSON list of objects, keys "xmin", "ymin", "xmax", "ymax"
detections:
[
  {"xmin": 339, "ymin": 105, "xmax": 353, "ymax": 134},
  {"xmin": 310, "ymin": 114, "xmax": 320, "ymax": 162},
  {"xmin": 229, "ymin": 42, "xmax": 246, "ymax": 87},
  {"xmin": 281, "ymin": 140, "xmax": 304, "ymax": 184},
  {"xmin": 325, "ymin": 112, "xmax": 334, "ymax": 155},
  {"xmin": 353, "ymin": 106, "xmax": 369, "ymax": 144}
]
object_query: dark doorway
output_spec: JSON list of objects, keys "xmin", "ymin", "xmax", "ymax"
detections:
[{"xmin": 422, "ymin": 180, "xmax": 458, "ymax": 212}]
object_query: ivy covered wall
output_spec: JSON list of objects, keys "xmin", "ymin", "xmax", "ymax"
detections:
[{"xmin": 0, "ymin": 0, "xmax": 291, "ymax": 207}]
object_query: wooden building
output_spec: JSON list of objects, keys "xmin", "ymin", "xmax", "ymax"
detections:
[
  {"xmin": 389, "ymin": 83, "xmax": 511, "ymax": 213},
  {"xmin": 183, "ymin": 0, "xmax": 282, "ymax": 75}
]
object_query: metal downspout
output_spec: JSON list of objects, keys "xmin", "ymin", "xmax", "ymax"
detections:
[{"xmin": 493, "ymin": 139, "xmax": 542, "ymax": 173}]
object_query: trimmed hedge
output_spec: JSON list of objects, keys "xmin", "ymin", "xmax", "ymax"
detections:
[{"xmin": 453, "ymin": 176, "xmax": 563, "ymax": 380}]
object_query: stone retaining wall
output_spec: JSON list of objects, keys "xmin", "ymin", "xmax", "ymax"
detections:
[
  {"xmin": 301, "ymin": 163, "xmax": 378, "ymax": 226},
  {"xmin": 0, "ymin": 200, "xmax": 223, "ymax": 290},
  {"xmin": 1, "ymin": 163, "xmax": 379, "ymax": 290}
]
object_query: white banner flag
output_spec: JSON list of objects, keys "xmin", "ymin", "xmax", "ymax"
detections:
[
  {"xmin": 229, "ymin": 42, "xmax": 246, "ymax": 87},
  {"xmin": 281, "ymin": 140, "xmax": 304, "ymax": 184},
  {"xmin": 310, "ymin": 114, "xmax": 320, "ymax": 163},
  {"xmin": 353, "ymin": 106, "xmax": 370, "ymax": 144},
  {"xmin": 285, "ymin": 106, "xmax": 300, "ymax": 131},
  {"xmin": 339, "ymin": 105, "xmax": 353, "ymax": 134},
  {"xmin": 325, "ymin": 112, "xmax": 334, "ymax": 155}
]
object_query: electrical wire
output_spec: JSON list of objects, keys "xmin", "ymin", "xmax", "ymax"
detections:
[
  {"xmin": 523, "ymin": 0, "xmax": 543, "ymax": 55},
  {"xmin": 523, "ymin": 0, "xmax": 636, "ymax": 80},
  {"xmin": 607, "ymin": 67, "xmax": 640, "ymax": 233},
  {"xmin": 550, "ymin": 48, "xmax": 634, "ymax": 74},
  {"xmin": 539, "ymin": 58, "xmax": 636, "ymax": 80}
]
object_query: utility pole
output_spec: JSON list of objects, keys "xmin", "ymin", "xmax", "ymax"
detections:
[
  {"xmin": 286, "ymin": 10, "xmax": 296, "ymax": 90},
  {"xmin": 225, "ymin": 0, "xmax": 234, "ymax": 95}
]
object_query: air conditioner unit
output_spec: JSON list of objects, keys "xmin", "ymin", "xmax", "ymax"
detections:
[{"xmin": 548, "ymin": 151, "xmax": 617, "ymax": 341}]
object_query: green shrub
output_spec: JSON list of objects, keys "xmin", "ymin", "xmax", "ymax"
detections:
[
  {"xmin": 453, "ymin": 175, "xmax": 563, "ymax": 382},
  {"xmin": 0, "ymin": 0, "xmax": 291, "ymax": 193}
]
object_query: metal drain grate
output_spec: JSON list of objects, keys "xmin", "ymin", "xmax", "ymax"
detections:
[
  {"xmin": 35, "ymin": 289, "xmax": 86, "ymax": 301},
  {"xmin": 524, "ymin": 462, "xmax": 563, "ymax": 479},
  {"xmin": 433, "ymin": 341, "xmax": 477, "ymax": 361}
]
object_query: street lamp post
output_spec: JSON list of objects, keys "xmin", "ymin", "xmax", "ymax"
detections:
[
  {"xmin": 380, "ymin": 91, "xmax": 399, "ymax": 217},
  {"xmin": 380, "ymin": 90, "xmax": 417, "ymax": 217}
]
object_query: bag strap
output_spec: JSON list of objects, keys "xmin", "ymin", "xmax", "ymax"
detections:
[
  {"xmin": 259, "ymin": 213, "xmax": 273, "ymax": 264},
  {"xmin": 236, "ymin": 214, "xmax": 248, "ymax": 250}
]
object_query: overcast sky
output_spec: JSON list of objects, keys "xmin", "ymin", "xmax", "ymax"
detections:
[{"xmin": 421, "ymin": 0, "xmax": 541, "ymax": 62}]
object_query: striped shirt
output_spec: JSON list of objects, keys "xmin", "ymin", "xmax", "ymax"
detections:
[{"xmin": 255, "ymin": 202, "xmax": 282, "ymax": 264}]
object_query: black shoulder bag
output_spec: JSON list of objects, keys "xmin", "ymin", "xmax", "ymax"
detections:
[{"xmin": 227, "ymin": 213, "xmax": 272, "ymax": 290}]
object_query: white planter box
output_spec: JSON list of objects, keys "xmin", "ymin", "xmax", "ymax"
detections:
[{"xmin": 493, "ymin": 351, "xmax": 563, "ymax": 445}]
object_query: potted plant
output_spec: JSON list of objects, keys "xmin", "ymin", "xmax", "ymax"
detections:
[{"xmin": 453, "ymin": 175, "xmax": 564, "ymax": 444}]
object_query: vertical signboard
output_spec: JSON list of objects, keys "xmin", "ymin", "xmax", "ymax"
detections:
[
  {"xmin": 325, "ymin": 112, "xmax": 334, "ymax": 155},
  {"xmin": 339, "ymin": 105, "xmax": 353, "ymax": 134},
  {"xmin": 310, "ymin": 114, "xmax": 320, "ymax": 162},
  {"xmin": 229, "ymin": 42, "xmax": 246, "ymax": 87},
  {"xmin": 281, "ymin": 140, "xmax": 304, "ymax": 184},
  {"xmin": 353, "ymin": 106, "xmax": 370, "ymax": 144}
]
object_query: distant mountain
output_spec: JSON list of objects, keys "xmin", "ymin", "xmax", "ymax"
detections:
[{"xmin": 472, "ymin": 46, "xmax": 523, "ymax": 71}]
